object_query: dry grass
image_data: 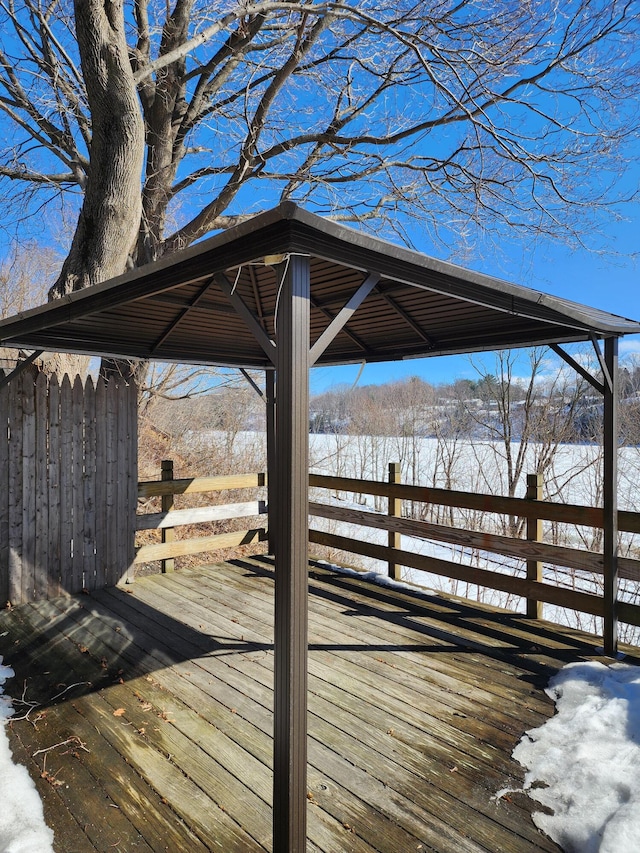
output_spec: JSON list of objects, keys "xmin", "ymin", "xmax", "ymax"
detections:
[{"xmin": 136, "ymin": 395, "xmax": 268, "ymax": 576}]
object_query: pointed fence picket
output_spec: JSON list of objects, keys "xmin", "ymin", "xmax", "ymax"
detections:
[{"xmin": 0, "ymin": 371, "xmax": 137, "ymax": 605}]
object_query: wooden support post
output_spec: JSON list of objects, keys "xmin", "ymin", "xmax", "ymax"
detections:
[
  {"xmin": 272, "ymin": 255, "xmax": 310, "ymax": 853},
  {"xmin": 161, "ymin": 460, "xmax": 175, "ymax": 573},
  {"xmin": 603, "ymin": 337, "xmax": 619, "ymax": 656},
  {"xmin": 526, "ymin": 473, "xmax": 543, "ymax": 619},
  {"xmin": 388, "ymin": 462, "xmax": 402, "ymax": 580}
]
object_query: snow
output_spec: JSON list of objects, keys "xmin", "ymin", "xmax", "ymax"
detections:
[
  {"xmin": 315, "ymin": 559, "xmax": 438, "ymax": 598},
  {"xmin": 306, "ymin": 432, "xmax": 640, "ymax": 642},
  {"xmin": 499, "ymin": 660, "xmax": 640, "ymax": 853},
  {"xmin": 0, "ymin": 657, "xmax": 55, "ymax": 853}
]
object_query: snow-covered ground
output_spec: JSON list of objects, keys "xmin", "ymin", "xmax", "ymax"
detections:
[
  {"xmin": 498, "ymin": 660, "xmax": 640, "ymax": 853},
  {"xmin": 309, "ymin": 432, "xmax": 640, "ymax": 513},
  {"xmin": 0, "ymin": 657, "xmax": 54, "ymax": 853}
]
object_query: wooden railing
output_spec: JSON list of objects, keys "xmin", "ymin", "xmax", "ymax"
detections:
[
  {"xmin": 308, "ymin": 471, "xmax": 640, "ymax": 629},
  {"xmin": 136, "ymin": 462, "xmax": 267, "ymax": 569},
  {"xmin": 135, "ymin": 461, "xmax": 640, "ymax": 633}
]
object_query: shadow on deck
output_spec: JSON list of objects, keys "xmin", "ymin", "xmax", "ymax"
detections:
[{"xmin": 1, "ymin": 556, "xmax": 634, "ymax": 853}]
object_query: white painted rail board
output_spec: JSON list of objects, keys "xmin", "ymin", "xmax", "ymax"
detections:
[{"xmin": 136, "ymin": 500, "xmax": 267, "ymax": 531}]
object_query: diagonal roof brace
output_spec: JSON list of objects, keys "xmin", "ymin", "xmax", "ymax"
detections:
[
  {"xmin": 215, "ymin": 271, "xmax": 276, "ymax": 365},
  {"xmin": 0, "ymin": 349, "xmax": 44, "ymax": 389},
  {"xmin": 149, "ymin": 276, "xmax": 216, "ymax": 355},
  {"xmin": 240, "ymin": 367, "xmax": 266, "ymax": 400},
  {"xmin": 309, "ymin": 272, "xmax": 380, "ymax": 366},
  {"xmin": 550, "ymin": 342, "xmax": 605, "ymax": 395},
  {"xmin": 310, "ymin": 294, "xmax": 372, "ymax": 357},
  {"xmin": 590, "ymin": 334, "xmax": 614, "ymax": 395}
]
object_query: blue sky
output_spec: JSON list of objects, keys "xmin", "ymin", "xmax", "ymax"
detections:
[
  {"xmin": 310, "ymin": 183, "xmax": 640, "ymax": 395},
  {"xmin": 0, "ymin": 0, "xmax": 637, "ymax": 401}
]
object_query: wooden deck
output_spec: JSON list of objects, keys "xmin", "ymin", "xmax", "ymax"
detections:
[{"xmin": 1, "ymin": 556, "xmax": 634, "ymax": 853}]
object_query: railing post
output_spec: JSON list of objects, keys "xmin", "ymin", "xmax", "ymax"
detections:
[
  {"xmin": 388, "ymin": 462, "xmax": 402, "ymax": 580},
  {"xmin": 161, "ymin": 459, "xmax": 175, "ymax": 573},
  {"xmin": 526, "ymin": 473, "xmax": 543, "ymax": 619}
]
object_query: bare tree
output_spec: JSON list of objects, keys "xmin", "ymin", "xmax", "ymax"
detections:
[
  {"xmin": 466, "ymin": 348, "xmax": 588, "ymax": 534},
  {"xmin": 0, "ymin": 0, "xmax": 638, "ymax": 313},
  {"xmin": 0, "ymin": 241, "xmax": 56, "ymax": 318},
  {"xmin": 0, "ymin": 241, "xmax": 59, "ymax": 369}
]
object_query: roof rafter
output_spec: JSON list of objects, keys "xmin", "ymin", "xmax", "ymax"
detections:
[{"xmin": 149, "ymin": 276, "xmax": 216, "ymax": 355}]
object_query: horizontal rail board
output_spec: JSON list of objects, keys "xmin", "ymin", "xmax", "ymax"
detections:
[
  {"xmin": 309, "ymin": 529, "xmax": 605, "ymax": 617},
  {"xmin": 138, "ymin": 472, "xmax": 265, "ymax": 498},
  {"xmin": 309, "ymin": 501, "xmax": 640, "ymax": 583},
  {"xmin": 135, "ymin": 527, "xmax": 267, "ymax": 563},
  {"xmin": 620, "ymin": 510, "xmax": 640, "ymax": 535},
  {"xmin": 310, "ymin": 473, "xmax": 640, "ymax": 533},
  {"xmin": 136, "ymin": 501, "xmax": 267, "ymax": 531},
  {"xmin": 616, "ymin": 601, "xmax": 640, "ymax": 628}
]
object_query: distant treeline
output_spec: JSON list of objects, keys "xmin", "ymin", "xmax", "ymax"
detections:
[{"xmin": 309, "ymin": 355, "xmax": 640, "ymax": 445}]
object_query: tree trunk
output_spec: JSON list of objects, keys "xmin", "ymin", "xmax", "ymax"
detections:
[
  {"xmin": 49, "ymin": 0, "xmax": 144, "ymax": 298},
  {"xmin": 137, "ymin": 0, "xmax": 193, "ymax": 266}
]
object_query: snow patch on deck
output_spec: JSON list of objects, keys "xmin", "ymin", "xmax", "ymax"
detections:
[
  {"xmin": 0, "ymin": 656, "xmax": 55, "ymax": 853},
  {"xmin": 498, "ymin": 660, "xmax": 640, "ymax": 853}
]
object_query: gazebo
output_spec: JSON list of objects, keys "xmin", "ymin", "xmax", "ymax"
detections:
[{"xmin": 0, "ymin": 202, "xmax": 638, "ymax": 853}]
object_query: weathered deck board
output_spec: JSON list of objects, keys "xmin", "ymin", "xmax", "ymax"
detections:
[
  {"xmin": 142, "ymin": 568, "xmax": 525, "ymax": 776},
  {"xmin": 1, "ymin": 557, "xmax": 634, "ymax": 853},
  {"xmin": 137, "ymin": 562, "xmax": 557, "ymax": 852},
  {"xmin": 2, "ymin": 597, "xmax": 211, "ymax": 852}
]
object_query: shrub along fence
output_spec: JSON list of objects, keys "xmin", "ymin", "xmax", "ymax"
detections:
[{"xmin": 0, "ymin": 371, "xmax": 137, "ymax": 606}]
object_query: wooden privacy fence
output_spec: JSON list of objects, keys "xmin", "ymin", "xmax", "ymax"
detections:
[
  {"xmin": 308, "ymin": 469, "xmax": 640, "ymax": 632},
  {"xmin": 136, "ymin": 462, "xmax": 267, "ymax": 568},
  {"xmin": 0, "ymin": 372, "xmax": 137, "ymax": 606}
]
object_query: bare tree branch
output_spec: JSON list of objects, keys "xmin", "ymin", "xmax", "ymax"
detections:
[{"xmin": 0, "ymin": 0, "xmax": 636, "ymax": 311}]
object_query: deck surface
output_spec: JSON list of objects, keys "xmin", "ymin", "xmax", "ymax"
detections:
[{"xmin": 0, "ymin": 556, "xmax": 634, "ymax": 853}]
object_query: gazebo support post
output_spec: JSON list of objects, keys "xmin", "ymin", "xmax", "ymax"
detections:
[
  {"xmin": 272, "ymin": 254, "xmax": 310, "ymax": 853},
  {"xmin": 603, "ymin": 336, "xmax": 619, "ymax": 656},
  {"xmin": 265, "ymin": 369, "xmax": 276, "ymax": 556}
]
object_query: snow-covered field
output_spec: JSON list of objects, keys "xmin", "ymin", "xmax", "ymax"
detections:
[
  {"xmin": 307, "ymin": 433, "xmax": 640, "ymax": 642},
  {"xmin": 309, "ymin": 432, "xmax": 640, "ymax": 512}
]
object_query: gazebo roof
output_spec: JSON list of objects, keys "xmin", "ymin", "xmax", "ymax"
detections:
[{"xmin": 0, "ymin": 202, "xmax": 638, "ymax": 366}]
